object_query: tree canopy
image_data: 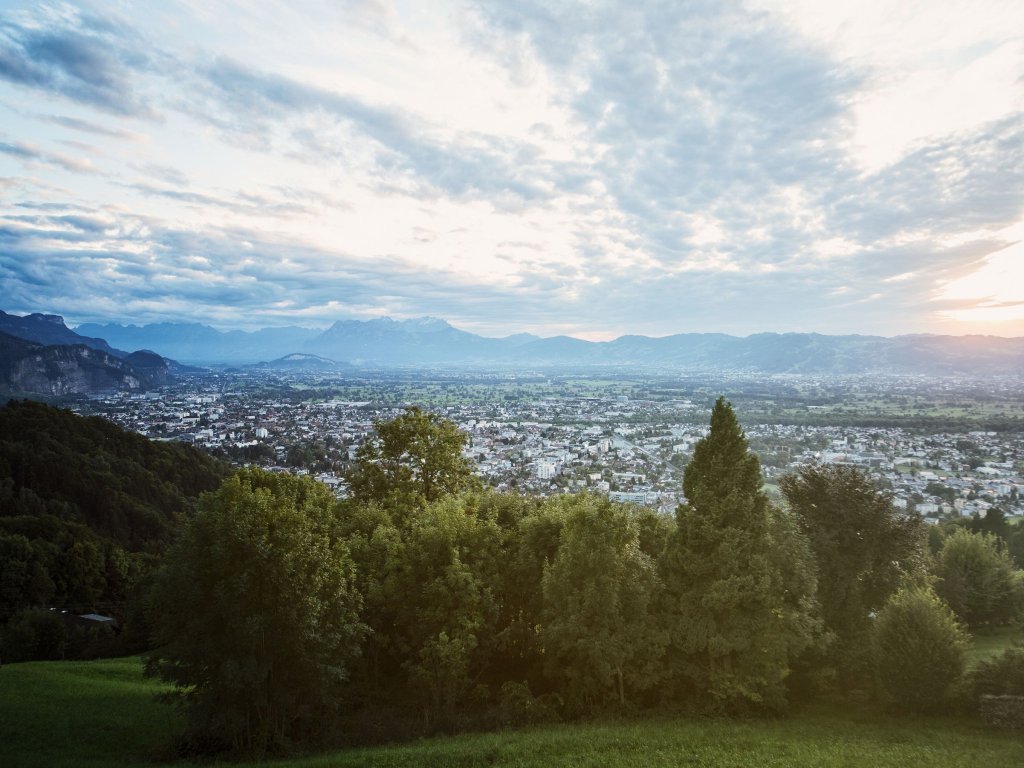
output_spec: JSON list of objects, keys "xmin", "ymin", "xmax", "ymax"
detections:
[
  {"xmin": 0, "ymin": 399, "xmax": 226, "ymax": 635},
  {"xmin": 780, "ymin": 462, "xmax": 924, "ymax": 682},
  {"xmin": 542, "ymin": 494, "xmax": 666, "ymax": 708},
  {"xmin": 345, "ymin": 406, "xmax": 479, "ymax": 514},
  {"xmin": 871, "ymin": 586, "xmax": 969, "ymax": 712},
  {"xmin": 933, "ymin": 528, "xmax": 1019, "ymax": 628},
  {"xmin": 146, "ymin": 469, "xmax": 367, "ymax": 755},
  {"xmin": 663, "ymin": 397, "xmax": 820, "ymax": 711}
]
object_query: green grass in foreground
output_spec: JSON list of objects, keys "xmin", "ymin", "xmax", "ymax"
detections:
[
  {"xmin": 2, "ymin": 656, "xmax": 1023, "ymax": 768},
  {"xmin": 0, "ymin": 656, "xmax": 180, "ymax": 768}
]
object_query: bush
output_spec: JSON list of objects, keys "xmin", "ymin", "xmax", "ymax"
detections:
[
  {"xmin": 496, "ymin": 681, "xmax": 561, "ymax": 727},
  {"xmin": 934, "ymin": 529, "xmax": 1018, "ymax": 628},
  {"xmin": 872, "ymin": 587, "xmax": 969, "ymax": 712},
  {"xmin": 971, "ymin": 646, "xmax": 1024, "ymax": 698},
  {"xmin": 978, "ymin": 695, "xmax": 1024, "ymax": 729}
]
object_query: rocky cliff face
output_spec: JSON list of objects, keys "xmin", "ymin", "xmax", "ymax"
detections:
[{"xmin": 0, "ymin": 332, "xmax": 164, "ymax": 396}]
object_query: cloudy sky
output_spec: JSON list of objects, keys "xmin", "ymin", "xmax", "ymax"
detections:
[{"xmin": 1, "ymin": 1, "xmax": 1022, "ymax": 340}]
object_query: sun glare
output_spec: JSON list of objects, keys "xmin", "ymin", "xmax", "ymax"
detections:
[{"xmin": 936, "ymin": 238, "xmax": 1024, "ymax": 334}]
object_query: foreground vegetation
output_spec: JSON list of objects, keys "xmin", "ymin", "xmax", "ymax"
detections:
[
  {"xmin": 2, "ymin": 656, "xmax": 1023, "ymax": 768},
  {"xmin": 4, "ymin": 400, "xmax": 1023, "ymax": 761}
]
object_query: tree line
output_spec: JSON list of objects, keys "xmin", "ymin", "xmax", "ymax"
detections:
[{"xmin": 139, "ymin": 401, "xmax": 1024, "ymax": 755}]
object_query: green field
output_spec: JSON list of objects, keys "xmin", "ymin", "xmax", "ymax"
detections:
[
  {"xmin": 3, "ymin": 656, "xmax": 1024, "ymax": 768},
  {"xmin": 969, "ymin": 626, "xmax": 1023, "ymax": 665}
]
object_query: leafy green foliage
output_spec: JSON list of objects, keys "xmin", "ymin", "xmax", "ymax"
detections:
[
  {"xmin": 780, "ymin": 463, "xmax": 925, "ymax": 683},
  {"xmin": 541, "ymin": 495, "xmax": 667, "ymax": 709},
  {"xmin": 971, "ymin": 646, "xmax": 1024, "ymax": 698},
  {"xmin": 934, "ymin": 529, "xmax": 1021, "ymax": 628},
  {"xmin": 0, "ymin": 400, "xmax": 226, "ymax": 645},
  {"xmin": 344, "ymin": 406, "xmax": 479, "ymax": 514},
  {"xmin": 0, "ymin": 400, "xmax": 226, "ymax": 549},
  {"xmin": 146, "ymin": 469, "xmax": 367, "ymax": 755},
  {"xmin": 394, "ymin": 495, "xmax": 503, "ymax": 720},
  {"xmin": 1, "ymin": 607, "xmax": 68, "ymax": 662},
  {"xmin": 872, "ymin": 587, "xmax": 969, "ymax": 712}
]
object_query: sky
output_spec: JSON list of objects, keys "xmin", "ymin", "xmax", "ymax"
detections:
[{"xmin": 0, "ymin": 1, "xmax": 1022, "ymax": 340}]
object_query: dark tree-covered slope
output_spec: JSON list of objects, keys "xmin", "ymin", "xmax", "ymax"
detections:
[{"xmin": 0, "ymin": 400, "xmax": 228, "ymax": 621}]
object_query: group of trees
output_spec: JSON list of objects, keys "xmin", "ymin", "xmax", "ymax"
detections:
[
  {"xmin": 140, "ymin": 398, "xmax": 1024, "ymax": 756},
  {"xmin": 5, "ymin": 399, "xmax": 1022, "ymax": 754}
]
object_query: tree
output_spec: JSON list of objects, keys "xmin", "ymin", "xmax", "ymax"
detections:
[
  {"xmin": 345, "ymin": 407, "xmax": 479, "ymax": 515},
  {"xmin": 779, "ymin": 463, "xmax": 924, "ymax": 683},
  {"xmin": 872, "ymin": 587, "xmax": 968, "ymax": 712},
  {"xmin": 663, "ymin": 397, "xmax": 819, "ymax": 711},
  {"xmin": 965, "ymin": 507, "xmax": 1011, "ymax": 542},
  {"xmin": 541, "ymin": 495, "xmax": 666, "ymax": 709},
  {"xmin": 933, "ymin": 528, "xmax": 1019, "ymax": 628},
  {"xmin": 146, "ymin": 470, "xmax": 367, "ymax": 755},
  {"xmin": 393, "ymin": 494, "xmax": 503, "ymax": 723}
]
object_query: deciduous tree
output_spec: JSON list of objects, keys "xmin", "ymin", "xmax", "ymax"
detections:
[
  {"xmin": 933, "ymin": 528, "xmax": 1019, "ymax": 628},
  {"xmin": 345, "ymin": 407, "xmax": 478, "ymax": 515},
  {"xmin": 872, "ymin": 586, "xmax": 968, "ymax": 712},
  {"xmin": 780, "ymin": 462, "xmax": 924, "ymax": 682},
  {"xmin": 147, "ymin": 470, "xmax": 367, "ymax": 755},
  {"xmin": 542, "ymin": 495, "xmax": 666, "ymax": 708}
]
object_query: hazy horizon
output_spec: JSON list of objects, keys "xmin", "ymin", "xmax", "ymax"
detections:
[
  {"xmin": 59, "ymin": 311, "xmax": 1024, "ymax": 342},
  {"xmin": 1, "ymin": 1, "xmax": 1022, "ymax": 341}
]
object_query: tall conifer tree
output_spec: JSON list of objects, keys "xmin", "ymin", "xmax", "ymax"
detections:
[{"xmin": 662, "ymin": 397, "xmax": 818, "ymax": 710}]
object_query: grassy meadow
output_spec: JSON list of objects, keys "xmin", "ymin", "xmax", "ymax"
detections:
[{"xmin": 2, "ymin": 655, "xmax": 1023, "ymax": 768}]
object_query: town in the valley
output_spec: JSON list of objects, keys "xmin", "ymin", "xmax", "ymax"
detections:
[{"xmin": 73, "ymin": 369, "xmax": 1024, "ymax": 524}]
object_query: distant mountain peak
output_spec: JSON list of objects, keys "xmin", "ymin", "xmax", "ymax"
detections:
[
  {"xmin": 403, "ymin": 316, "xmax": 452, "ymax": 332},
  {"xmin": 325, "ymin": 315, "xmax": 454, "ymax": 334}
]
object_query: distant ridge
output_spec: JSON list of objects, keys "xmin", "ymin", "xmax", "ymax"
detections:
[
  {"xmin": 0, "ymin": 310, "xmax": 121, "ymax": 356},
  {"xmin": 57, "ymin": 313, "xmax": 1024, "ymax": 374},
  {"xmin": 250, "ymin": 353, "xmax": 355, "ymax": 372},
  {"xmin": 59, "ymin": 315, "xmax": 1024, "ymax": 376},
  {"xmin": 77, "ymin": 321, "xmax": 320, "ymax": 365}
]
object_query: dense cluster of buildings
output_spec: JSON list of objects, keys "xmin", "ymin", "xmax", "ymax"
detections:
[{"xmin": 78, "ymin": 373, "xmax": 1024, "ymax": 522}]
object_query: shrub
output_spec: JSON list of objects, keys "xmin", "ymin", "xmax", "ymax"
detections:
[
  {"xmin": 496, "ymin": 681, "xmax": 561, "ymax": 727},
  {"xmin": 971, "ymin": 645, "xmax": 1024, "ymax": 698},
  {"xmin": 934, "ymin": 529, "xmax": 1017, "ymax": 628},
  {"xmin": 872, "ymin": 587, "xmax": 969, "ymax": 712},
  {"xmin": 978, "ymin": 695, "xmax": 1024, "ymax": 729}
]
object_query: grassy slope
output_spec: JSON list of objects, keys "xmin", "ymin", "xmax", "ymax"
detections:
[
  {"xmin": 968, "ymin": 626, "xmax": 1022, "ymax": 666},
  {"xmin": 2, "ymin": 656, "xmax": 1023, "ymax": 768},
  {"xmin": 0, "ymin": 657, "xmax": 180, "ymax": 768}
]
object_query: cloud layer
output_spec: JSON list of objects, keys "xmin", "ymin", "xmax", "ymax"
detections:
[{"xmin": 1, "ymin": 1, "xmax": 1022, "ymax": 338}]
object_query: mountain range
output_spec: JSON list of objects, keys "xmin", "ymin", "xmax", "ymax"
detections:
[
  {"xmin": 2, "ymin": 310, "xmax": 1021, "ymax": 381},
  {"xmin": 73, "ymin": 315, "xmax": 1024, "ymax": 375}
]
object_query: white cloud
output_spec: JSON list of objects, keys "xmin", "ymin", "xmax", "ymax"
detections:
[
  {"xmin": 749, "ymin": 0, "xmax": 1024, "ymax": 172},
  {"xmin": 0, "ymin": 0, "xmax": 1022, "ymax": 337}
]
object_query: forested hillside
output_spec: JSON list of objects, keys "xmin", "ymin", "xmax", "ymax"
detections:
[{"xmin": 0, "ymin": 400, "xmax": 227, "ymax": 645}]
